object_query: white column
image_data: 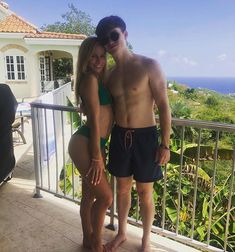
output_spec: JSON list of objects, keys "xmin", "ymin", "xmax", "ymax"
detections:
[{"xmin": 28, "ymin": 52, "xmax": 41, "ymax": 98}]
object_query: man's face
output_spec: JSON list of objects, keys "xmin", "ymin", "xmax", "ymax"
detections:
[{"xmin": 99, "ymin": 28, "xmax": 126, "ymax": 54}]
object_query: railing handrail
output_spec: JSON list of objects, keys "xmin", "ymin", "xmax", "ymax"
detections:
[
  {"xmin": 31, "ymin": 102, "xmax": 235, "ymax": 132},
  {"xmin": 31, "ymin": 102, "xmax": 234, "ymax": 252},
  {"xmin": 31, "ymin": 102, "xmax": 80, "ymax": 112},
  {"xmin": 170, "ymin": 117, "xmax": 235, "ymax": 132}
]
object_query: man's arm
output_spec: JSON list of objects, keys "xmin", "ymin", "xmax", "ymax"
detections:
[{"xmin": 148, "ymin": 59, "xmax": 171, "ymax": 164}]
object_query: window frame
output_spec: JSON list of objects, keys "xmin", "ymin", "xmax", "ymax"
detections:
[{"xmin": 5, "ymin": 55, "xmax": 26, "ymax": 81}]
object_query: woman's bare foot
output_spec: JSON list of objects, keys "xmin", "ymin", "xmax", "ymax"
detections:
[
  {"xmin": 141, "ymin": 237, "xmax": 151, "ymax": 252},
  {"xmin": 83, "ymin": 237, "xmax": 92, "ymax": 249},
  {"xmin": 89, "ymin": 233, "xmax": 104, "ymax": 252},
  {"xmin": 103, "ymin": 244, "xmax": 108, "ymax": 252},
  {"xmin": 140, "ymin": 245, "xmax": 151, "ymax": 252},
  {"xmin": 82, "ymin": 235, "xmax": 91, "ymax": 249},
  {"xmin": 105, "ymin": 234, "xmax": 126, "ymax": 251}
]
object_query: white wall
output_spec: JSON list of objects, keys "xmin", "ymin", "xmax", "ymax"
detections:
[
  {"xmin": 0, "ymin": 39, "xmax": 30, "ymax": 98},
  {"xmin": 0, "ymin": 37, "xmax": 80, "ymax": 99}
]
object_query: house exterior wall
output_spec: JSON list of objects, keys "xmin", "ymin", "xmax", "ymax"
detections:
[
  {"xmin": 0, "ymin": 37, "xmax": 80, "ymax": 99},
  {"xmin": 0, "ymin": 38, "xmax": 31, "ymax": 99}
]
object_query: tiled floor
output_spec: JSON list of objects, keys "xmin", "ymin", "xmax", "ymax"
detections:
[{"xmin": 0, "ymin": 121, "xmax": 201, "ymax": 252}]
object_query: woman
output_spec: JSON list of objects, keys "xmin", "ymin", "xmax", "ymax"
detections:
[{"xmin": 68, "ymin": 37, "xmax": 113, "ymax": 252}]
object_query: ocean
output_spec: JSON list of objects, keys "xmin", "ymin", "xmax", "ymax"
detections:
[{"xmin": 168, "ymin": 77, "xmax": 235, "ymax": 94}]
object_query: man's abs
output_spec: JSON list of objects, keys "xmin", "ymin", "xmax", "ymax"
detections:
[{"xmin": 114, "ymin": 96, "xmax": 156, "ymax": 128}]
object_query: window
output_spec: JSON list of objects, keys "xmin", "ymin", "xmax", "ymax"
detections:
[
  {"xmin": 39, "ymin": 57, "xmax": 45, "ymax": 81},
  {"xmin": 5, "ymin": 55, "xmax": 26, "ymax": 80},
  {"xmin": 39, "ymin": 56, "xmax": 51, "ymax": 82}
]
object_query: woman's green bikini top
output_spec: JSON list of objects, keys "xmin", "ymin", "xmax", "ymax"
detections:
[
  {"xmin": 80, "ymin": 80, "xmax": 112, "ymax": 106},
  {"xmin": 98, "ymin": 81, "xmax": 112, "ymax": 105}
]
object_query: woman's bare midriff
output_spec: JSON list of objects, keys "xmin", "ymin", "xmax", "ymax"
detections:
[{"xmin": 86, "ymin": 105, "xmax": 113, "ymax": 138}]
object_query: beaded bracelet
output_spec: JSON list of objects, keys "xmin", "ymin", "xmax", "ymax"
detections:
[{"xmin": 159, "ymin": 143, "xmax": 170, "ymax": 150}]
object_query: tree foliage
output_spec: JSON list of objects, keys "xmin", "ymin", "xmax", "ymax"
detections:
[
  {"xmin": 41, "ymin": 4, "xmax": 95, "ymax": 36},
  {"xmin": 53, "ymin": 58, "xmax": 73, "ymax": 79}
]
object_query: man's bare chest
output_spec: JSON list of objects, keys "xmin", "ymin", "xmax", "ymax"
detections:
[{"xmin": 109, "ymin": 68, "xmax": 148, "ymax": 97}]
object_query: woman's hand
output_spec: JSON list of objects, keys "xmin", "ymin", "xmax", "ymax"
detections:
[{"xmin": 86, "ymin": 158, "xmax": 105, "ymax": 185}]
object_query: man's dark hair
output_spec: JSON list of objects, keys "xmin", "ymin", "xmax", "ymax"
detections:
[{"xmin": 95, "ymin": 15, "xmax": 126, "ymax": 39}]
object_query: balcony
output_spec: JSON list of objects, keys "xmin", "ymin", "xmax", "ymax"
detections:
[
  {"xmin": 0, "ymin": 121, "xmax": 200, "ymax": 252},
  {"xmin": 0, "ymin": 87, "xmax": 234, "ymax": 252}
]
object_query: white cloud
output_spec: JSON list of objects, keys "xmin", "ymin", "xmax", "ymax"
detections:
[
  {"xmin": 157, "ymin": 50, "xmax": 167, "ymax": 57},
  {"xmin": 153, "ymin": 50, "xmax": 198, "ymax": 67},
  {"xmin": 217, "ymin": 53, "xmax": 227, "ymax": 61},
  {"xmin": 182, "ymin": 57, "xmax": 198, "ymax": 66},
  {"xmin": 171, "ymin": 55, "xmax": 198, "ymax": 66}
]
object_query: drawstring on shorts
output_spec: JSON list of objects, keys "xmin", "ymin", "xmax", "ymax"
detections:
[{"xmin": 124, "ymin": 130, "xmax": 134, "ymax": 150}]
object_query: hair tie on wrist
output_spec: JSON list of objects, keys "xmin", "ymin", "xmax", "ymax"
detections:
[
  {"xmin": 160, "ymin": 144, "xmax": 170, "ymax": 150},
  {"xmin": 91, "ymin": 158, "xmax": 101, "ymax": 162}
]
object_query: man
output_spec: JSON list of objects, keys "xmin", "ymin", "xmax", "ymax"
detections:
[
  {"xmin": 0, "ymin": 84, "xmax": 17, "ymax": 183},
  {"xmin": 96, "ymin": 16, "xmax": 171, "ymax": 252}
]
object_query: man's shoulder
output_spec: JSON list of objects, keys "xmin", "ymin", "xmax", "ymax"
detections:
[
  {"xmin": 134, "ymin": 54, "xmax": 159, "ymax": 68},
  {"xmin": 133, "ymin": 55, "xmax": 165, "ymax": 82}
]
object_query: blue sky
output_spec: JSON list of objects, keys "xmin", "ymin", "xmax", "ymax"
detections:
[{"xmin": 5, "ymin": 0, "xmax": 235, "ymax": 77}]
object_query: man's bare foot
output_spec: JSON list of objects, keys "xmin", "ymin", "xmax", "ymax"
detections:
[{"xmin": 105, "ymin": 234, "xmax": 126, "ymax": 252}]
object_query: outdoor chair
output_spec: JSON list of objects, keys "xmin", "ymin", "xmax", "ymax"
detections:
[{"xmin": 12, "ymin": 116, "xmax": 27, "ymax": 144}]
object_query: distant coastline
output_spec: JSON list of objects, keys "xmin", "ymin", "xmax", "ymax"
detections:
[{"xmin": 168, "ymin": 77, "xmax": 235, "ymax": 94}]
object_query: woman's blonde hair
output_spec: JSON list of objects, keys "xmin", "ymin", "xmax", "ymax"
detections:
[{"xmin": 75, "ymin": 36, "xmax": 106, "ymax": 105}]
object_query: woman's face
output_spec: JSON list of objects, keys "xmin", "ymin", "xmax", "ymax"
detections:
[{"xmin": 88, "ymin": 44, "xmax": 106, "ymax": 74}]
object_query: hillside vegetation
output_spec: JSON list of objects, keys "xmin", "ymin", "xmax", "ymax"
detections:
[{"xmin": 167, "ymin": 81, "xmax": 235, "ymax": 124}]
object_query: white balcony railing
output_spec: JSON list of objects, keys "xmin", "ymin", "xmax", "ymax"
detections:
[{"xmin": 30, "ymin": 101, "xmax": 235, "ymax": 252}]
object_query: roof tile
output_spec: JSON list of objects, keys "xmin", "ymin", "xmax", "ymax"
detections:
[
  {"xmin": 0, "ymin": 14, "xmax": 38, "ymax": 33},
  {"xmin": 25, "ymin": 31, "xmax": 86, "ymax": 40},
  {"xmin": 0, "ymin": 13, "xmax": 86, "ymax": 40}
]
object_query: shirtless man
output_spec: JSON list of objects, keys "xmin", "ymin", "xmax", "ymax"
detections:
[{"xmin": 96, "ymin": 16, "xmax": 171, "ymax": 252}]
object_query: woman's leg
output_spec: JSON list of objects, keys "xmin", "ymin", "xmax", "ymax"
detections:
[
  {"xmin": 89, "ymin": 172, "xmax": 113, "ymax": 251},
  {"xmin": 68, "ymin": 134, "xmax": 94, "ymax": 248},
  {"xmin": 80, "ymin": 181, "xmax": 94, "ymax": 248},
  {"xmin": 68, "ymin": 134, "xmax": 112, "ymax": 251}
]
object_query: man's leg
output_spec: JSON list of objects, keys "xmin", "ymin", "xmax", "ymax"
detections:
[
  {"xmin": 106, "ymin": 176, "xmax": 133, "ymax": 251},
  {"xmin": 136, "ymin": 182, "xmax": 155, "ymax": 252}
]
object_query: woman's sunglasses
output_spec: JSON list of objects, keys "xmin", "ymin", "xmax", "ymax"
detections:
[{"xmin": 100, "ymin": 31, "xmax": 120, "ymax": 46}]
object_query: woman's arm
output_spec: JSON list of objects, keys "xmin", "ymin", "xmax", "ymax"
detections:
[{"xmin": 81, "ymin": 74, "xmax": 104, "ymax": 185}]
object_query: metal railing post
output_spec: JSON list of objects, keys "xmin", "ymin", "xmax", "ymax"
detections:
[
  {"xmin": 31, "ymin": 106, "xmax": 42, "ymax": 198},
  {"xmin": 106, "ymin": 175, "xmax": 117, "ymax": 231},
  {"xmin": 224, "ymin": 148, "xmax": 235, "ymax": 251}
]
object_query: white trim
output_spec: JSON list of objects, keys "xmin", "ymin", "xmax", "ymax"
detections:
[
  {"xmin": 24, "ymin": 38, "xmax": 84, "ymax": 46},
  {"xmin": 0, "ymin": 33, "xmax": 26, "ymax": 39},
  {"xmin": 0, "ymin": 4, "xmax": 13, "ymax": 15}
]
